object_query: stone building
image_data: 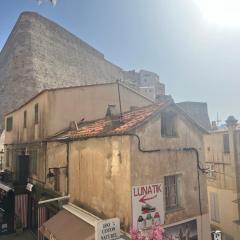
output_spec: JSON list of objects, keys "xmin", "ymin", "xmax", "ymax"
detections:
[
  {"xmin": 3, "ymin": 86, "xmax": 211, "ymax": 239},
  {"xmin": 177, "ymin": 102, "xmax": 212, "ymax": 131},
  {"xmin": 2, "ymin": 82, "xmax": 152, "ymax": 236},
  {"xmin": 0, "ymin": 11, "xmax": 165, "ymax": 128},
  {"xmin": 204, "ymin": 117, "xmax": 240, "ymax": 240}
]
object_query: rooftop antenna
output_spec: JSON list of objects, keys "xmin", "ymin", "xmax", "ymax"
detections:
[
  {"xmin": 216, "ymin": 112, "xmax": 221, "ymax": 126},
  {"xmin": 116, "ymin": 79, "xmax": 123, "ymax": 122}
]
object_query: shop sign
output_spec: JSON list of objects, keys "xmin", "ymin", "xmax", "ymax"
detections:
[
  {"xmin": 132, "ymin": 183, "xmax": 164, "ymax": 230},
  {"xmin": 26, "ymin": 183, "xmax": 34, "ymax": 192},
  {"xmin": 212, "ymin": 230, "xmax": 222, "ymax": 240},
  {"xmin": 163, "ymin": 219, "xmax": 198, "ymax": 240},
  {"xmin": 96, "ymin": 218, "xmax": 120, "ymax": 240}
]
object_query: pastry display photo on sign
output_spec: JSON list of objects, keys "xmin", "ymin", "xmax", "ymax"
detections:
[{"xmin": 132, "ymin": 183, "xmax": 165, "ymax": 230}]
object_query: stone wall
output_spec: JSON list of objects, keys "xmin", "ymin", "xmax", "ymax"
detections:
[
  {"xmin": 0, "ymin": 12, "xmax": 164, "ymax": 128},
  {"xmin": 0, "ymin": 12, "xmax": 125, "ymax": 128}
]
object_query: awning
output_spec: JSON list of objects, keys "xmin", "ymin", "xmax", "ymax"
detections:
[
  {"xmin": 39, "ymin": 209, "xmax": 95, "ymax": 240},
  {"xmin": 0, "ymin": 182, "xmax": 13, "ymax": 192}
]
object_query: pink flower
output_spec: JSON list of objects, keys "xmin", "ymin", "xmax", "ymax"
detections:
[{"xmin": 130, "ymin": 224, "xmax": 164, "ymax": 240}]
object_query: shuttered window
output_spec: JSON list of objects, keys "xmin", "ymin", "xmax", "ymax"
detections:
[
  {"xmin": 223, "ymin": 134, "xmax": 230, "ymax": 153},
  {"xmin": 6, "ymin": 117, "xmax": 13, "ymax": 132},
  {"xmin": 5, "ymin": 151, "xmax": 10, "ymax": 167},
  {"xmin": 161, "ymin": 112, "xmax": 177, "ymax": 137},
  {"xmin": 210, "ymin": 192, "xmax": 220, "ymax": 222},
  {"xmin": 165, "ymin": 175, "xmax": 181, "ymax": 210},
  {"xmin": 23, "ymin": 111, "xmax": 27, "ymax": 128}
]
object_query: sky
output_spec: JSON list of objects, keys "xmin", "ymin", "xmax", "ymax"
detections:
[{"xmin": 1, "ymin": 0, "xmax": 240, "ymax": 123}]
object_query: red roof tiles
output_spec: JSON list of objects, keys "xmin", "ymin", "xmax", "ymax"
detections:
[{"xmin": 61, "ymin": 100, "xmax": 172, "ymax": 140}]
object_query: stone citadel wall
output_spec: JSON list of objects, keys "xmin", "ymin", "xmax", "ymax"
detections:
[{"xmin": 0, "ymin": 12, "xmax": 162, "ymax": 128}]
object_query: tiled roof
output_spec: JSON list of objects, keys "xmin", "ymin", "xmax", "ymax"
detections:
[{"xmin": 60, "ymin": 100, "xmax": 172, "ymax": 140}]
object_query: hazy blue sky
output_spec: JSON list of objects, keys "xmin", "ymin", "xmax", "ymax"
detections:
[{"xmin": 1, "ymin": 0, "xmax": 240, "ymax": 122}]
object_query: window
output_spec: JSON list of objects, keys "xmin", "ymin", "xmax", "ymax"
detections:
[
  {"xmin": 210, "ymin": 192, "xmax": 220, "ymax": 222},
  {"xmin": 30, "ymin": 150, "xmax": 38, "ymax": 175},
  {"xmin": 6, "ymin": 117, "xmax": 13, "ymax": 132},
  {"xmin": 5, "ymin": 151, "xmax": 10, "ymax": 168},
  {"xmin": 223, "ymin": 134, "xmax": 230, "ymax": 153},
  {"xmin": 23, "ymin": 111, "xmax": 27, "ymax": 128},
  {"xmin": 206, "ymin": 163, "xmax": 216, "ymax": 179},
  {"xmin": 165, "ymin": 175, "xmax": 182, "ymax": 211},
  {"xmin": 54, "ymin": 168, "xmax": 60, "ymax": 192},
  {"xmin": 34, "ymin": 104, "xmax": 39, "ymax": 124},
  {"xmin": 161, "ymin": 112, "xmax": 177, "ymax": 137}
]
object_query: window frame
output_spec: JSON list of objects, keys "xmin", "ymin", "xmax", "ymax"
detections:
[
  {"xmin": 223, "ymin": 133, "xmax": 230, "ymax": 153},
  {"xmin": 34, "ymin": 103, "xmax": 39, "ymax": 124},
  {"xmin": 23, "ymin": 110, "xmax": 27, "ymax": 128},
  {"xmin": 5, "ymin": 150, "xmax": 10, "ymax": 168},
  {"xmin": 164, "ymin": 174, "xmax": 182, "ymax": 212},
  {"xmin": 161, "ymin": 111, "xmax": 177, "ymax": 137},
  {"xmin": 6, "ymin": 116, "xmax": 13, "ymax": 132},
  {"xmin": 210, "ymin": 192, "xmax": 220, "ymax": 223}
]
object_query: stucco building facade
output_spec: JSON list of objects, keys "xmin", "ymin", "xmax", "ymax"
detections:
[
  {"xmin": 204, "ymin": 117, "xmax": 240, "ymax": 240},
  {"xmin": 3, "ymin": 87, "xmax": 211, "ymax": 239}
]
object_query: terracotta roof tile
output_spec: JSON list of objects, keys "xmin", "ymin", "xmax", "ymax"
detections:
[{"xmin": 60, "ymin": 99, "xmax": 172, "ymax": 140}]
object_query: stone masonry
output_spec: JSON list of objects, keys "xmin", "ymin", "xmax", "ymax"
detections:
[{"xmin": 0, "ymin": 12, "xmax": 164, "ymax": 128}]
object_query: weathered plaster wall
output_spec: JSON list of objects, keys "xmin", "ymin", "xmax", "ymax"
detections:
[
  {"xmin": 204, "ymin": 129, "xmax": 240, "ymax": 239},
  {"xmin": 208, "ymin": 186, "xmax": 240, "ymax": 240},
  {"xmin": 4, "ymin": 91, "xmax": 48, "ymax": 144},
  {"xmin": 47, "ymin": 83, "xmax": 152, "ymax": 136},
  {"xmin": 4, "ymin": 83, "xmax": 152, "ymax": 143},
  {"xmin": 130, "ymin": 109, "xmax": 209, "ymax": 226},
  {"xmin": 68, "ymin": 136, "xmax": 131, "ymax": 231},
  {"xmin": 46, "ymin": 142, "xmax": 68, "ymax": 192},
  {"xmin": 204, "ymin": 131, "xmax": 235, "ymax": 190}
]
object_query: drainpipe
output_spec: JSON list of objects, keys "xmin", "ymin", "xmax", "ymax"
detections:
[
  {"xmin": 57, "ymin": 132, "xmax": 207, "ymax": 216},
  {"xmin": 66, "ymin": 141, "xmax": 70, "ymax": 195},
  {"xmin": 126, "ymin": 133, "xmax": 204, "ymax": 216}
]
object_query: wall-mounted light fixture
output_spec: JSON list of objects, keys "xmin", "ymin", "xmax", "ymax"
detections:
[{"xmin": 46, "ymin": 166, "xmax": 68, "ymax": 180}]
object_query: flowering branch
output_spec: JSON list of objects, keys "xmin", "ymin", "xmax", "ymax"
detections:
[{"xmin": 130, "ymin": 224, "xmax": 164, "ymax": 240}]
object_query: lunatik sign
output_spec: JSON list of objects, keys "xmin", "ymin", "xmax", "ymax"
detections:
[{"xmin": 132, "ymin": 183, "xmax": 164, "ymax": 230}]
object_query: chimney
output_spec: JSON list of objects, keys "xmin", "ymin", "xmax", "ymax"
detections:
[
  {"xmin": 211, "ymin": 121, "xmax": 217, "ymax": 130},
  {"xmin": 69, "ymin": 121, "xmax": 79, "ymax": 131},
  {"xmin": 105, "ymin": 105, "xmax": 121, "ymax": 127}
]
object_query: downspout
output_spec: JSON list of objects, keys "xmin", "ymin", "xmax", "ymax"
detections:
[
  {"xmin": 63, "ymin": 132, "xmax": 206, "ymax": 216},
  {"xmin": 66, "ymin": 141, "xmax": 70, "ymax": 195},
  {"xmin": 126, "ymin": 133, "xmax": 204, "ymax": 215}
]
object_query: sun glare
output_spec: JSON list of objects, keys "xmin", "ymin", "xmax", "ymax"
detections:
[{"xmin": 195, "ymin": 0, "xmax": 240, "ymax": 27}]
